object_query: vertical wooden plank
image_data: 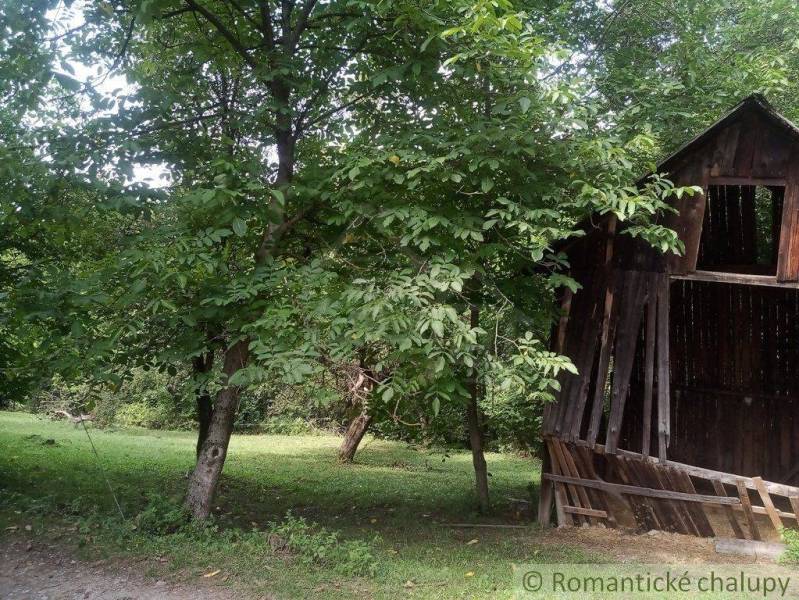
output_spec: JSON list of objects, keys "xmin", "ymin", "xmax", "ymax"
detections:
[
  {"xmin": 642, "ymin": 294, "xmax": 657, "ymax": 457},
  {"xmin": 605, "ymin": 271, "xmax": 649, "ymax": 453},
  {"xmin": 736, "ymin": 479, "xmax": 761, "ymax": 541},
  {"xmin": 580, "ymin": 217, "xmax": 618, "ymax": 442},
  {"xmin": 543, "ymin": 289, "xmax": 574, "ymax": 434},
  {"xmin": 586, "ymin": 274, "xmax": 620, "ymax": 447},
  {"xmin": 673, "ymin": 469, "xmax": 714, "ymax": 537},
  {"xmin": 712, "ymin": 480, "xmax": 745, "ymax": 539},
  {"xmin": 777, "ymin": 151, "xmax": 799, "ymax": 282},
  {"xmin": 656, "ymin": 275, "xmax": 671, "ymax": 463},
  {"xmin": 753, "ymin": 476, "xmax": 784, "ymax": 534}
]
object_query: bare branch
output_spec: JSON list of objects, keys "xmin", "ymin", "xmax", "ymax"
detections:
[{"xmin": 184, "ymin": 0, "xmax": 257, "ymax": 69}]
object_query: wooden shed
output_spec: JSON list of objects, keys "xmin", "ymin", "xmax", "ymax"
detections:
[{"xmin": 538, "ymin": 94, "xmax": 799, "ymax": 540}]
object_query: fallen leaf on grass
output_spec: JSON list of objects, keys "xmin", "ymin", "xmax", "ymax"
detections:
[
  {"xmin": 465, "ymin": 572, "xmax": 475, "ymax": 578},
  {"xmin": 403, "ymin": 580, "xmax": 416, "ymax": 589},
  {"xmin": 465, "ymin": 538, "xmax": 479, "ymax": 545},
  {"xmin": 203, "ymin": 569, "xmax": 221, "ymax": 578}
]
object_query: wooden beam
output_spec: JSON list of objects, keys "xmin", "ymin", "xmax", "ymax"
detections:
[
  {"xmin": 789, "ymin": 497, "xmax": 799, "ymax": 526},
  {"xmin": 563, "ymin": 505, "xmax": 608, "ymax": 519},
  {"xmin": 671, "ymin": 270, "xmax": 799, "ymax": 289},
  {"xmin": 572, "ymin": 440, "xmax": 799, "ymax": 498},
  {"xmin": 753, "ymin": 476, "xmax": 784, "ymax": 532},
  {"xmin": 713, "ymin": 480, "xmax": 745, "ymax": 539},
  {"xmin": 708, "ymin": 176, "xmax": 786, "ymax": 186},
  {"xmin": 737, "ymin": 479, "xmax": 761, "ymax": 541},
  {"xmin": 542, "ymin": 473, "xmax": 741, "ymax": 506}
]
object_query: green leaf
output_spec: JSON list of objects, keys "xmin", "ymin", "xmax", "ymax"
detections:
[
  {"xmin": 518, "ymin": 96, "xmax": 531, "ymax": 114},
  {"xmin": 232, "ymin": 218, "xmax": 248, "ymax": 237}
]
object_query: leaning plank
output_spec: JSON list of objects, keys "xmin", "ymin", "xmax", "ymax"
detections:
[
  {"xmin": 673, "ymin": 469, "xmax": 714, "ymax": 537},
  {"xmin": 547, "ymin": 439, "xmax": 579, "ymax": 526},
  {"xmin": 563, "ymin": 506, "xmax": 608, "ymax": 519},
  {"xmin": 713, "ymin": 480, "xmax": 745, "ymax": 539},
  {"xmin": 582, "ymin": 219, "xmax": 617, "ymax": 443},
  {"xmin": 605, "ymin": 271, "xmax": 648, "ymax": 453},
  {"xmin": 790, "ymin": 496, "xmax": 799, "ymax": 527},
  {"xmin": 556, "ymin": 440, "xmax": 600, "ymax": 525},
  {"xmin": 732, "ymin": 504, "xmax": 797, "ymax": 521},
  {"xmin": 571, "ymin": 445, "xmax": 618, "ymax": 528},
  {"xmin": 736, "ymin": 479, "xmax": 761, "ymax": 542},
  {"xmin": 580, "ymin": 441, "xmax": 799, "ymax": 498},
  {"xmin": 753, "ymin": 476, "xmax": 784, "ymax": 533},
  {"xmin": 542, "ymin": 474, "xmax": 741, "ymax": 505}
]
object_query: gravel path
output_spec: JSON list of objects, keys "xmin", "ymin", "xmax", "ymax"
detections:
[{"xmin": 0, "ymin": 539, "xmax": 244, "ymax": 600}]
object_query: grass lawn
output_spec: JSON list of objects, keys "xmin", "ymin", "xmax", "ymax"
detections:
[{"xmin": 0, "ymin": 411, "xmax": 595, "ymax": 598}]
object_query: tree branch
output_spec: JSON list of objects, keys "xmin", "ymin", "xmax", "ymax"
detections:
[{"xmin": 184, "ymin": 0, "xmax": 257, "ymax": 69}]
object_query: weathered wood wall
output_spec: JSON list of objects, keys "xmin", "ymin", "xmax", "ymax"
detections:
[{"xmin": 539, "ymin": 97, "xmax": 799, "ymax": 533}]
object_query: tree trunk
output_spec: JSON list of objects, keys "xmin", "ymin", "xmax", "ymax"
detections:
[
  {"xmin": 184, "ymin": 340, "xmax": 249, "ymax": 519},
  {"xmin": 338, "ymin": 411, "xmax": 373, "ymax": 462},
  {"xmin": 467, "ymin": 304, "xmax": 490, "ymax": 513},
  {"xmin": 192, "ymin": 352, "xmax": 214, "ymax": 459}
]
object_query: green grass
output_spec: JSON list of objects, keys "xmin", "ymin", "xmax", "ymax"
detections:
[{"xmin": 0, "ymin": 411, "xmax": 594, "ymax": 598}]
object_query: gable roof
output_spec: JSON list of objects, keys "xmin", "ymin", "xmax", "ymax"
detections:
[{"xmin": 655, "ymin": 94, "xmax": 799, "ymax": 172}]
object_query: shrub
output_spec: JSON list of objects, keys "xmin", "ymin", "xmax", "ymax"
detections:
[
  {"xmin": 267, "ymin": 512, "xmax": 377, "ymax": 577},
  {"xmin": 133, "ymin": 493, "xmax": 191, "ymax": 535}
]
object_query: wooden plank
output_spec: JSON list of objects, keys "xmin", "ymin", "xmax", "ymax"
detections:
[
  {"xmin": 563, "ymin": 506, "xmax": 608, "ymax": 519},
  {"xmin": 547, "ymin": 439, "xmax": 582, "ymax": 526},
  {"xmin": 555, "ymin": 275, "xmax": 604, "ymax": 439},
  {"xmin": 654, "ymin": 463, "xmax": 697, "ymax": 535},
  {"xmin": 642, "ymin": 294, "xmax": 657, "ymax": 457},
  {"xmin": 777, "ymin": 151, "xmax": 799, "ymax": 282},
  {"xmin": 671, "ymin": 270, "xmax": 799, "ymax": 289},
  {"xmin": 542, "ymin": 473, "xmax": 741, "ymax": 505},
  {"xmin": 753, "ymin": 476, "xmax": 784, "ymax": 533},
  {"xmin": 556, "ymin": 440, "xmax": 599, "ymax": 525},
  {"xmin": 542, "ymin": 289, "xmax": 573, "ymax": 433},
  {"xmin": 736, "ymin": 478, "xmax": 761, "ymax": 541},
  {"xmin": 574, "ymin": 440, "xmax": 799, "ymax": 498},
  {"xmin": 537, "ymin": 449, "xmax": 554, "ymax": 527},
  {"xmin": 656, "ymin": 275, "xmax": 671, "ymax": 463},
  {"xmin": 616, "ymin": 456, "xmax": 661, "ymax": 531},
  {"xmin": 605, "ymin": 271, "xmax": 648, "ymax": 453},
  {"xmin": 553, "ymin": 480, "xmax": 568, "ymax": 527},
  {"xmin": 633, "ymin": 458, "xmax": 684, "ymax": 534},
  {"xmin": 571, "ymin": 445, "xmax": 617, "ymax": 528},
  {"xmin": 789, "ymin": 496, "xmax": 799, "ymax": 527},
  {"xmin": 674, "ymin": 469, "xmax": 714, "ymax": 537},
  {"xmin": 713, "ymin": 480, "xmax": 745, "ymax": 539},
  {"xmin": 708, "ymin": 176, "xmax": 786, "ymax": 186}
]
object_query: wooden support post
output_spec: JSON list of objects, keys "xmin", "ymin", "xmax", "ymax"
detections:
[
  {"xmin": 737, "ymin": 478, "xmax": 761, "ymax": 541},
  {"xmin": 713, "ymin": 480, "xmax": 745, "ymax": 539},
  {"xmin": 789, "ymin": 497, "xmax": 799, "ymax": 528},
  {"xmin": 656, "ymin": 275, "xmax": 671, "ymax": 463},
  {"xmin": 753, "ymin": 476, "xmax": 784, "ymax": 533}
]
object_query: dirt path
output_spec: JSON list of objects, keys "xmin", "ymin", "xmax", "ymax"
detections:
[{"xmin": 0, "ymin": 539, "xmax": 245, "ymax": 600}]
